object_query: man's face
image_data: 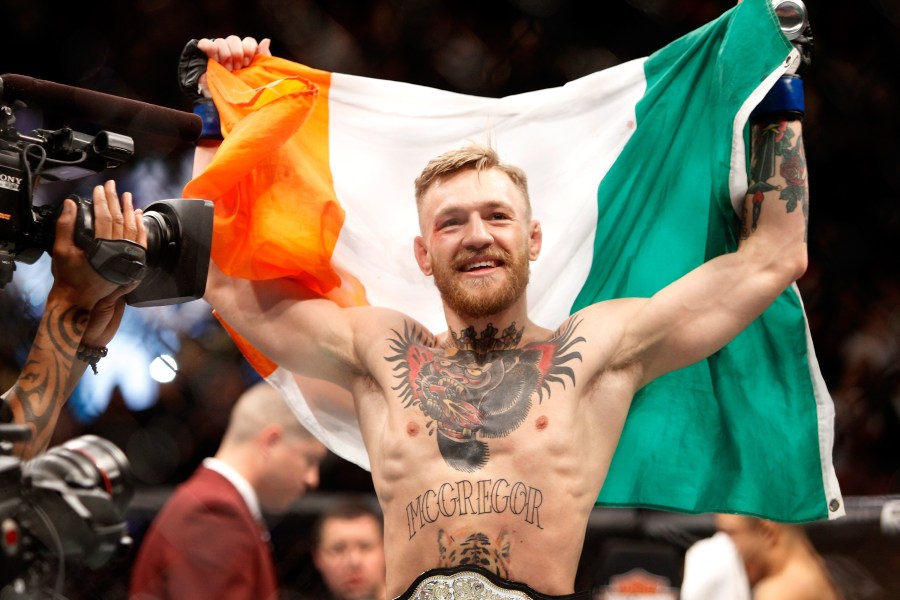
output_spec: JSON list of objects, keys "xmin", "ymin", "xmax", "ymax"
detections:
[
  {"xmin": 313, "ymin": 515, "xmax": 386, "ymax": 600},
  {"xmin": 414, "ymin": 168, "xmax": 541, "ymax": 320},
  {"xmin": 257, "ymin": 435, "xmax": 328, "ymax": 514},
  {"xmin": 715, "ymin": 514, "xmax": 769, "ymax": 586}
]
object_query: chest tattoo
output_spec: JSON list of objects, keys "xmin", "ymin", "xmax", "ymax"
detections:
[{"xmin": 386, "ymin": 319, "xmax": 585, "ymax": 472}]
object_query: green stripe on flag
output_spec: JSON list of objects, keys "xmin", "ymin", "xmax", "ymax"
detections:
[{"xmin": 572, "ymin": 0, "xmax": 828, "ymax": 521}]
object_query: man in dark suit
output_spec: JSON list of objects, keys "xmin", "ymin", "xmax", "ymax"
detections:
[{"xmin": 129, "ymin": 381, "xmax": 328, "ymax": 600}]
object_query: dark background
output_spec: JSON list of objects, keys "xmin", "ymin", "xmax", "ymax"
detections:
[{"xmin": 1, "ymin": 0, "xmax": 898, "ymax": 598}]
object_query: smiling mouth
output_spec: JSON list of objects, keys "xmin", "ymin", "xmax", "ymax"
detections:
[
  {"xmin": 456, "ymin": 252, "xmax": 509, "ymax": 272},
  {"xmin": 461, "ymin": 260, "xmax": 502, "ymax": 272}
]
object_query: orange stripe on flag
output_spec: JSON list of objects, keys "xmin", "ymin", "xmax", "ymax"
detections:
[
  {"xmin": 184, "ymin": 56, "xmax": 345, "ymax": 296},
  {"xmin": 189, "ymin": 57, "xmax": 370, "ymax": 378},
  {"xmin": 214, "ymin": 310, "xmax": 278, "ymax": 377}
]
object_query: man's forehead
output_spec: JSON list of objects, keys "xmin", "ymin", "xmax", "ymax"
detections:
[
  {"xmin": 326, "ymin": 513, "xmax": 378, "ymax": 527},
  {"xmin": 422, "ymin": 168, "xmax": 526, "ymax": 213},
  {"xmin": 323, "ymin": 515, "xmax": 380, "ymax": 537}
]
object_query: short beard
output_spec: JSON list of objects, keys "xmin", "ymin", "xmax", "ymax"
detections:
[{"xmin": 432, "ymin": 249, "xmax": 530, "ymax": 320}]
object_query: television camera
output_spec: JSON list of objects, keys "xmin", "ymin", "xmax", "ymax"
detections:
[
  {"xmin": 0, "ymin": 425, "xmax": 133, "ymax": 598},
  {"xmin": 0, "ymin": 73, "xmax": 212, "ymax": 306}
]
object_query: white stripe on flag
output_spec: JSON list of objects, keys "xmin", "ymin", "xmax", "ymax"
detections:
[{"xmin": 328, "ymin": 59, "xmax": 649, "ymax": 332}]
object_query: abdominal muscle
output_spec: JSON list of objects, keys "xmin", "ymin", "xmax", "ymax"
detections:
[{"xmin": 371, "ymin": 412, "xmax": 607, "ymax": 597}]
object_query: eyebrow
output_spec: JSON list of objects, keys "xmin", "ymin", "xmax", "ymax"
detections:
[{"xmin": 434, "ymin": 199, "xmax": 514, "ymax": 221}]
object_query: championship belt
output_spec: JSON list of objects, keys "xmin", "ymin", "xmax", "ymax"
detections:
[{"xmin": 397, "ymin": 566, "xmax": 590, "ymax": 600}]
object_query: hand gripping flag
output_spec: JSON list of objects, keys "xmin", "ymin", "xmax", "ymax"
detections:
[{"xmin": 185, "ymin": 0, "xmax": 844, "ymax": 522}]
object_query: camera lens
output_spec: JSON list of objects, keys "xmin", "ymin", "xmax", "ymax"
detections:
[
  {"xmin": 24, "ymin": 434, "xmax": 134, "ymax": 514},
  {"xmin": 56, "ymin": 435, "xmax": 134, "ymax": 513},
  {"xmin": 124, "ymin": 198, "xmax": 213, "ymax": 307},
  {"xmin": 17, "ymin": 435, "xmax": 134, "ymax": 569},
  {"xmin": 141, "ymin": 207, "xmax": 179, "ymax": 272}
]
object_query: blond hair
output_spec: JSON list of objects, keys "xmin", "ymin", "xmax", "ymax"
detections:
[{"xmin": 414, "ymin": 144, "xmax": 531, "ymax": 216}]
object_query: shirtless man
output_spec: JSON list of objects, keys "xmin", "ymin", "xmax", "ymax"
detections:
[
  {"xmin": 194, "ymin": 36, "xmax": 810, "ymax": 600},
  {"xmin": 715, "ymin": 515, "xmax": 844, "ymax": 600}
]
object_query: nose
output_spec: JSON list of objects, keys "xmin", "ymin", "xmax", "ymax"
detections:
[
  {"xmin": 462, "ymin": 215, "xmax": 492, "ymax": 249},
  {"xmin": 345, "ymin": 546, "xmax": 363, "ymax": 567}
]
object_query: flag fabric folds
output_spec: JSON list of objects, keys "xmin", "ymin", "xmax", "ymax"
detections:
[{"xmin": 185, "ymin": 0, "xmax": 843, "ymax": 522}]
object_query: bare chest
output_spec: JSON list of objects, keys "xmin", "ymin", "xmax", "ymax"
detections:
[{"xmin": 377, "ymin": 319, "xmax": 587, "ymax": 473}]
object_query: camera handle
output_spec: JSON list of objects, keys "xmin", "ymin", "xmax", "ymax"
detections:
[
  {"xmin": 0, "ymin": 423, "xmax": 31, "ymax": 457},
  {"xmin": 0, "ymin": 256, "xmax": 15, "ymax": 290},
  {"xmin": 69, "ymin": 196, "xmax": 148, "ymax": 286}
]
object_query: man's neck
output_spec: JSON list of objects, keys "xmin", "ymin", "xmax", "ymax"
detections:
[
  {"xmin": 448, "ymin": 321, "xmax": 524, "ymax": 359},
  {"xmin": 440, "ymin": 305, "xmax": 556, "ymax": 361},
  {"xmin": 443, "ymin": 297, "xmax": 531, "ymax": 339}
]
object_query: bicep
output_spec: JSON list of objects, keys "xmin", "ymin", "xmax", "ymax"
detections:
[
  {"xmin": 616, "ymin": 251, "xmax": 789, "ymax": 386},
  {"xmin": 214, "ymin": 275, "xmax": 363, "ymax": 383}
]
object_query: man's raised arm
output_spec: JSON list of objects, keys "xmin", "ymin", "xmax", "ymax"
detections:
[
  {"xmin": 186, "ymin": 36, "xmax": 372, "ymax": 389},
  {"xmin": 606, "ymin": 95, "xmax": 810, "ymax": 388}
]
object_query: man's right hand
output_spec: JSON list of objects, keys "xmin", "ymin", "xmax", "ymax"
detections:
[
  {"xmin": 197, "ymin": 35, "xmax": 272, "ymax": 73},
  {"xmin": 185, "ymin": 36, "xmax": 273, "ymax": 141}
]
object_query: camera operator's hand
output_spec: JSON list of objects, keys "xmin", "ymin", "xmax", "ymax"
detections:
[
  {"xmin": 1, "ymin": 180, "xmax": 146, "ymax": 458},
  {"xmin": 51, "ymin": 181, "xmax": 147, "ymax": 313}
]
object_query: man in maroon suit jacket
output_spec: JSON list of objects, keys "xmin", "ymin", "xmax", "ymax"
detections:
[{"xmin": 129, "ymin": 381, "xmax": 329, "ymax": 600}]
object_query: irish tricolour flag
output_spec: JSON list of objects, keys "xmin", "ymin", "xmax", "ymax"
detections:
[{"xmin": 185, "ymin": 0, "xmax": 844, "ymax": 522}]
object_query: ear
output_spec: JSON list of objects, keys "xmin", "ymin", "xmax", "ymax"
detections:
[
  {"xmin": 414, "ymin": 235, "xmax": 432, "ymax": 276},
  {"xmin": 528, "ymin": 220, "xmax": 542, "ymax": 261},
  {"xmin": 258, "ymin": 424, "xmax": 283, "ymax": 457}
]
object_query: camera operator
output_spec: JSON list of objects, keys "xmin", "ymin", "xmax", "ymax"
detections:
[{"xmin": 1, "ymin": 180, "xmax": 146, "ymax": 458}]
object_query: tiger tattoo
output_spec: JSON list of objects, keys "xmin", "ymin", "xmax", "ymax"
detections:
[{"xmin": 437, "ymin": 529, "xmax": 511, "ymax": 579}]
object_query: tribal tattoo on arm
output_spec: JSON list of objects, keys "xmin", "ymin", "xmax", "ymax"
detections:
[
  {"xmin": 743, "ymin": 119, "xmax": 809, "ymax": 241},
  {"xmin": 386, "ymin": 319, "xmax": 585, "ymax": 472},
  {"xmin": 1, "ymin": 302, "xmax": 88, "ymax": 457}
]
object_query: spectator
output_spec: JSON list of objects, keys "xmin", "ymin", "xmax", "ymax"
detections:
[
  {"xmin": 715, "ymin": 514, "xmax": 844, "ymax": 600},
  {"xmin": 311, "ymin": 501, "xmax": 387, "ymax": 600},
  {"xmin": 129, "ymin": 381, "xmax": 328, "ymax": 600}
]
